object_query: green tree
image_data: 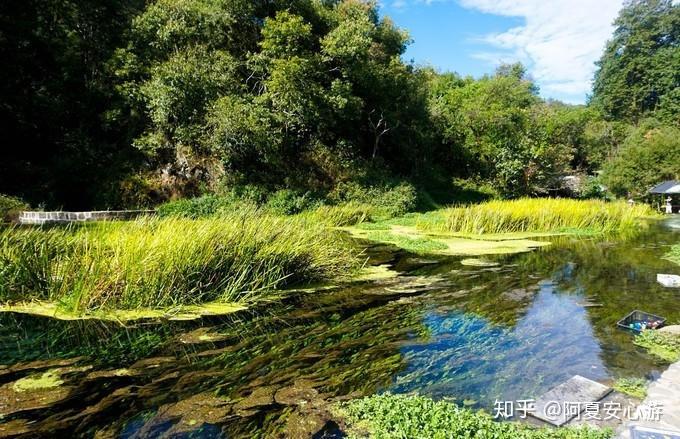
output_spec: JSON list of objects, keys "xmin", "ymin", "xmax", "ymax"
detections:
[
  {"xmin": 428, "ymin": 63, "xmax": 574, "ymax": 196},
  {"xmin": 591, "ymin": 0, "xmax": 680, "ymax": 124},
  {"xmin": 0, "ymin": 0, "xmax": 145, "ymax": 208},
  {"xmin": 602, "ymin": 119, "xmax": 680, "ymax": 197}
]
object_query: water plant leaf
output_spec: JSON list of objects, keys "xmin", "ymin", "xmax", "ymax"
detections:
[{"xmin": 0, "ymin": 301, "xmax": 246, "ymax": 322}]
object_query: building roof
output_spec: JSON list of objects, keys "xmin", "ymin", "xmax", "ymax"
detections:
[{"xmin": 650, "ymin": 180, "xmax": 680, "ymax": 194}]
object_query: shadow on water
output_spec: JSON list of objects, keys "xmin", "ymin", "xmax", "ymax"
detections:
[{"xmin": 0, "ymin": 218, "xmax": 679, "ymax": 437}]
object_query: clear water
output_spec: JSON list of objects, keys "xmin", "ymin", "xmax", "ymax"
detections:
[{"xmin": 0, "ymin": 218, "xmax": 679, "ymax": 437}]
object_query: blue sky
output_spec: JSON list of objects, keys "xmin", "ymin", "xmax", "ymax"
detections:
[{"xmin": 379, "ymin": 0, "xmax": 625, "ymax": 104}]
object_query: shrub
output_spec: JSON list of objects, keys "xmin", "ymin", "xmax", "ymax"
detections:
[
  {"xmin": 299, "ymin": 202, "xmax": 376, "ymax": 226},
  {"xmin": 579, "ymin": 176, "xmax": 609, "ymax": 200},
  {"xmin": 264, "ymin": 189, "xmax": 319, "ymax": 215},
  {"xmin": 156, "ymin": 194, "xmax": 243, "ymax": 218},
  {"xmin": 329, "ymin": 182, "xmax": 418, "ymax": 218},
  {"xmin": 0, "ymin": 195, "xmax": 28, "ymax": 223}
]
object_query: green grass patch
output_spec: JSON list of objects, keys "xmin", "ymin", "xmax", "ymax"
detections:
[
  {"xmin": 613, "ymin": 377, "xmax": 647, "ymax": 399},
  {"xmin": 665, "ymin": 244, "xmax": 680, "ymax": 266},
  {"xmin": 335, "ymin": 393, "xmax": 613, "ymax": 439},
  {"xmin": 364, "ymin": 231, "xmax": 448, "ymax": 254},
  {"xmin": 298, "ymin": 202, "xmax": 377, "ymax": 226},
  {"xmin": 0, "ymin": 210, "xmax": 359, "ymax": 313},
  {"xmin": 416, "ymin": 198, "xmax": 656, "ymax": 235},
  {"xmin": 634, "ymin": 330, "xmax": 680, "ymax": 362}
]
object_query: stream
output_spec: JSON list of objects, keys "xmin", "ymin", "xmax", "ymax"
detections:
[{"xmin": 0, "ymin": 217, "xmax": 679, "ymax": 438}]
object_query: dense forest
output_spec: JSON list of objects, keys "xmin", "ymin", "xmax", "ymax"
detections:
[{"xmin": 1, "ymin": 0, "xmax": 678, "ymax": 210}]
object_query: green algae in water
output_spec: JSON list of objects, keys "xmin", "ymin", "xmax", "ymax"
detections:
[
  {"xmin": 460, "ymin": 258, "xmax": 500, "ymax": 267},
  {"xmin": 13, "ymin": 371, "xmax": 64, "ymax": 392},
  {"xmin": 353, "ymin": 264, "xmax": 399, "ymax": 281},
  {"xmin": 335, "ymin": 393, "xmax": 613, "ymax": 439},
  {"xmin": 0, "ymin": 300, "xmax": 246, "ymax": 322},
  {"xmin": 613, "ymin": 377, "xmax": 647, "ymax": 399},
  {"xmin": 634, "ymin": 330, "xmax": 680, "ymax": 362},
  {"xmin": 344, "ymin": 224, "xmax": 550, "ymax": 256}
]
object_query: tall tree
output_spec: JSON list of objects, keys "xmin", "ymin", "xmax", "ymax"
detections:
[
  {"xmin": 0, "ymin": 0, "xmax": 145, "ymax": 208},
  {"xmin": 591, "ymin": 0, "xmax": 680, "ymax": 125},
  {"xmin": 122, "ymin": 0, "xmax": 429, "ymax": 192}
]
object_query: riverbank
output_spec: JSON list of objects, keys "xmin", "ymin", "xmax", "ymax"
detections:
[
  {"xmin": 341, "ymin": 199, "xmax": 657, "ymax": 256},
  {"xmin": 0, "ymin": 198, "xmax": 660, "ymax": 321},
  {"xmin": 0, "ymin": 211, "xmax": 360, "ymax": 319},
  {"xmin": 616, "ymin": 360, "xmax": 680, "ymax": 438},
  {"xmin": 0, "ymin": 214, "xmax": 678, "ymax": 437}
]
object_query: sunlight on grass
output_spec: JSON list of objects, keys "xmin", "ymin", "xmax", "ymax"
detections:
[
  {"xmin": 0, "ymin": 210, "xmax": 359, "ymax": 313},
  {"xmin": 665, "ymin": 244, "xmax": 680, "ymax": 266},
  {"xmin": 416, "ymin": 198, "xmax": 657, "ymax": 235},
  {"xmin": 613, "ymin": 377, "xmax": 647, "ymax": 399},
  {"xmin": 634, "ymin": 330, "xmax": 680, "ymax": 362}
]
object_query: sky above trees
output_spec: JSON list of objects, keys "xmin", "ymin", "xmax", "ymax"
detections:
[{"xmin": 380, "ymin": 0, "xmax": 624, "ymax": 104}]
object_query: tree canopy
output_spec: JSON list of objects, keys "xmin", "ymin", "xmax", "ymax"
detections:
[
  {"xmin": 0, "ymin": 0, "xmax": 678, "ymax": 208},
  {"xmin": 591, "ymin": 0, "xmax": 680, "ymax": 125}
]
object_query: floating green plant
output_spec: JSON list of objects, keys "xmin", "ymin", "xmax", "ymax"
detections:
[
  {"xmin": 13, "ymin": 370, "xmax": 64, "ymax": 392},
  {"xmin": 460, "ymin": 258, "xmax": 500, "ymax": 267},
  {"xmin": 634, "ymin": 330, "xmax": 680, "ymax": 362},
  {"xmin": 344, "ymin": 224, "xmax": 549, "ymax": 256},
  {"xmin": 613, "ymin": 377, "xmax": 647, "ymax": 399},
  {"xmin": 334, "ymin": 393, "xmax": 613, "ymax": 439},
  {"xmin": 0, "ymin": 301, "xmax": 247, "ymax": 322}
]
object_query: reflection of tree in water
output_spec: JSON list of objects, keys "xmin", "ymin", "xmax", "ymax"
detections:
[
  {"xmin": 385, "ymin": 223, "xmax": 680, "ymax": 409},
  {"xmin": 2, "ymin": 222, "xmax": 679, "ymax": 437},
  {"xmin": 512, "ymin": 229, "xmax": 680, "ymax": 378}
]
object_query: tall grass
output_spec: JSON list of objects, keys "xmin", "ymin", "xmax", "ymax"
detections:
[
  {"xmin": 0, "ymin": 211, "xmax": 358, "ymax": 312},
  {"xmin": 416, "ymin": 198, "xmax": 656, "ymax": 235},
  {"xmin": 297, "ymin": 202, "xmax": 376, "ymax": 226},
  {"xmin": 666, "ymin": 244, "xmax": 680, "ymax": 266}
]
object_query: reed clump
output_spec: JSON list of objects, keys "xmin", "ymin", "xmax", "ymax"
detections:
[
  {"xmin": 297, "ymin": 202, "xmax": 377, "ymax": 226},
  {"xmin": 416, "ymin": 198, "xmax": 656, "ymax": 235},
  {"xmin": 0, "ymin": 210, "xmax": 358, "ymax": 312}
]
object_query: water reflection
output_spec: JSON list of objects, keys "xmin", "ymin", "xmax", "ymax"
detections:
[
  {"xmin": 0, "ymin": 219, "xmax": 679, "ymax": 437},
  {"xmin": 393, "ymin": 286, "xmax": 607, "ymax": 408}
]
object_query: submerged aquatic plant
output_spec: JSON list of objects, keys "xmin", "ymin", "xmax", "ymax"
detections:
[
  {"xmin": 12, "ymin": 370, "xmax": 64, "ymax": 392},
  {"xmin": 665, "ymin": 244, "xmax": 680, "ymax": 266},
  {"xmin": 634, "ymin": 330, "xmax": 680, "ymax": 362},
  {"xmin": 416, "ymin": 198, "xmax": 656, "ymax": 235},
  {"xmin": 0, "ymin": 211, "xmax": 359, "ymax": 312},
  {"xmin": 335, "ymin": 393, "xmax": 613, "ymax": 439},
  {"xmin": 613, "ymin": 377, "xmax": 647, "ymax": 399}
]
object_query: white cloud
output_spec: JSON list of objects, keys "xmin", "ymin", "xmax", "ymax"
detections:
[{"xmin": 459, "ymin": 0, "xmax": 623, "ymax": 102}]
